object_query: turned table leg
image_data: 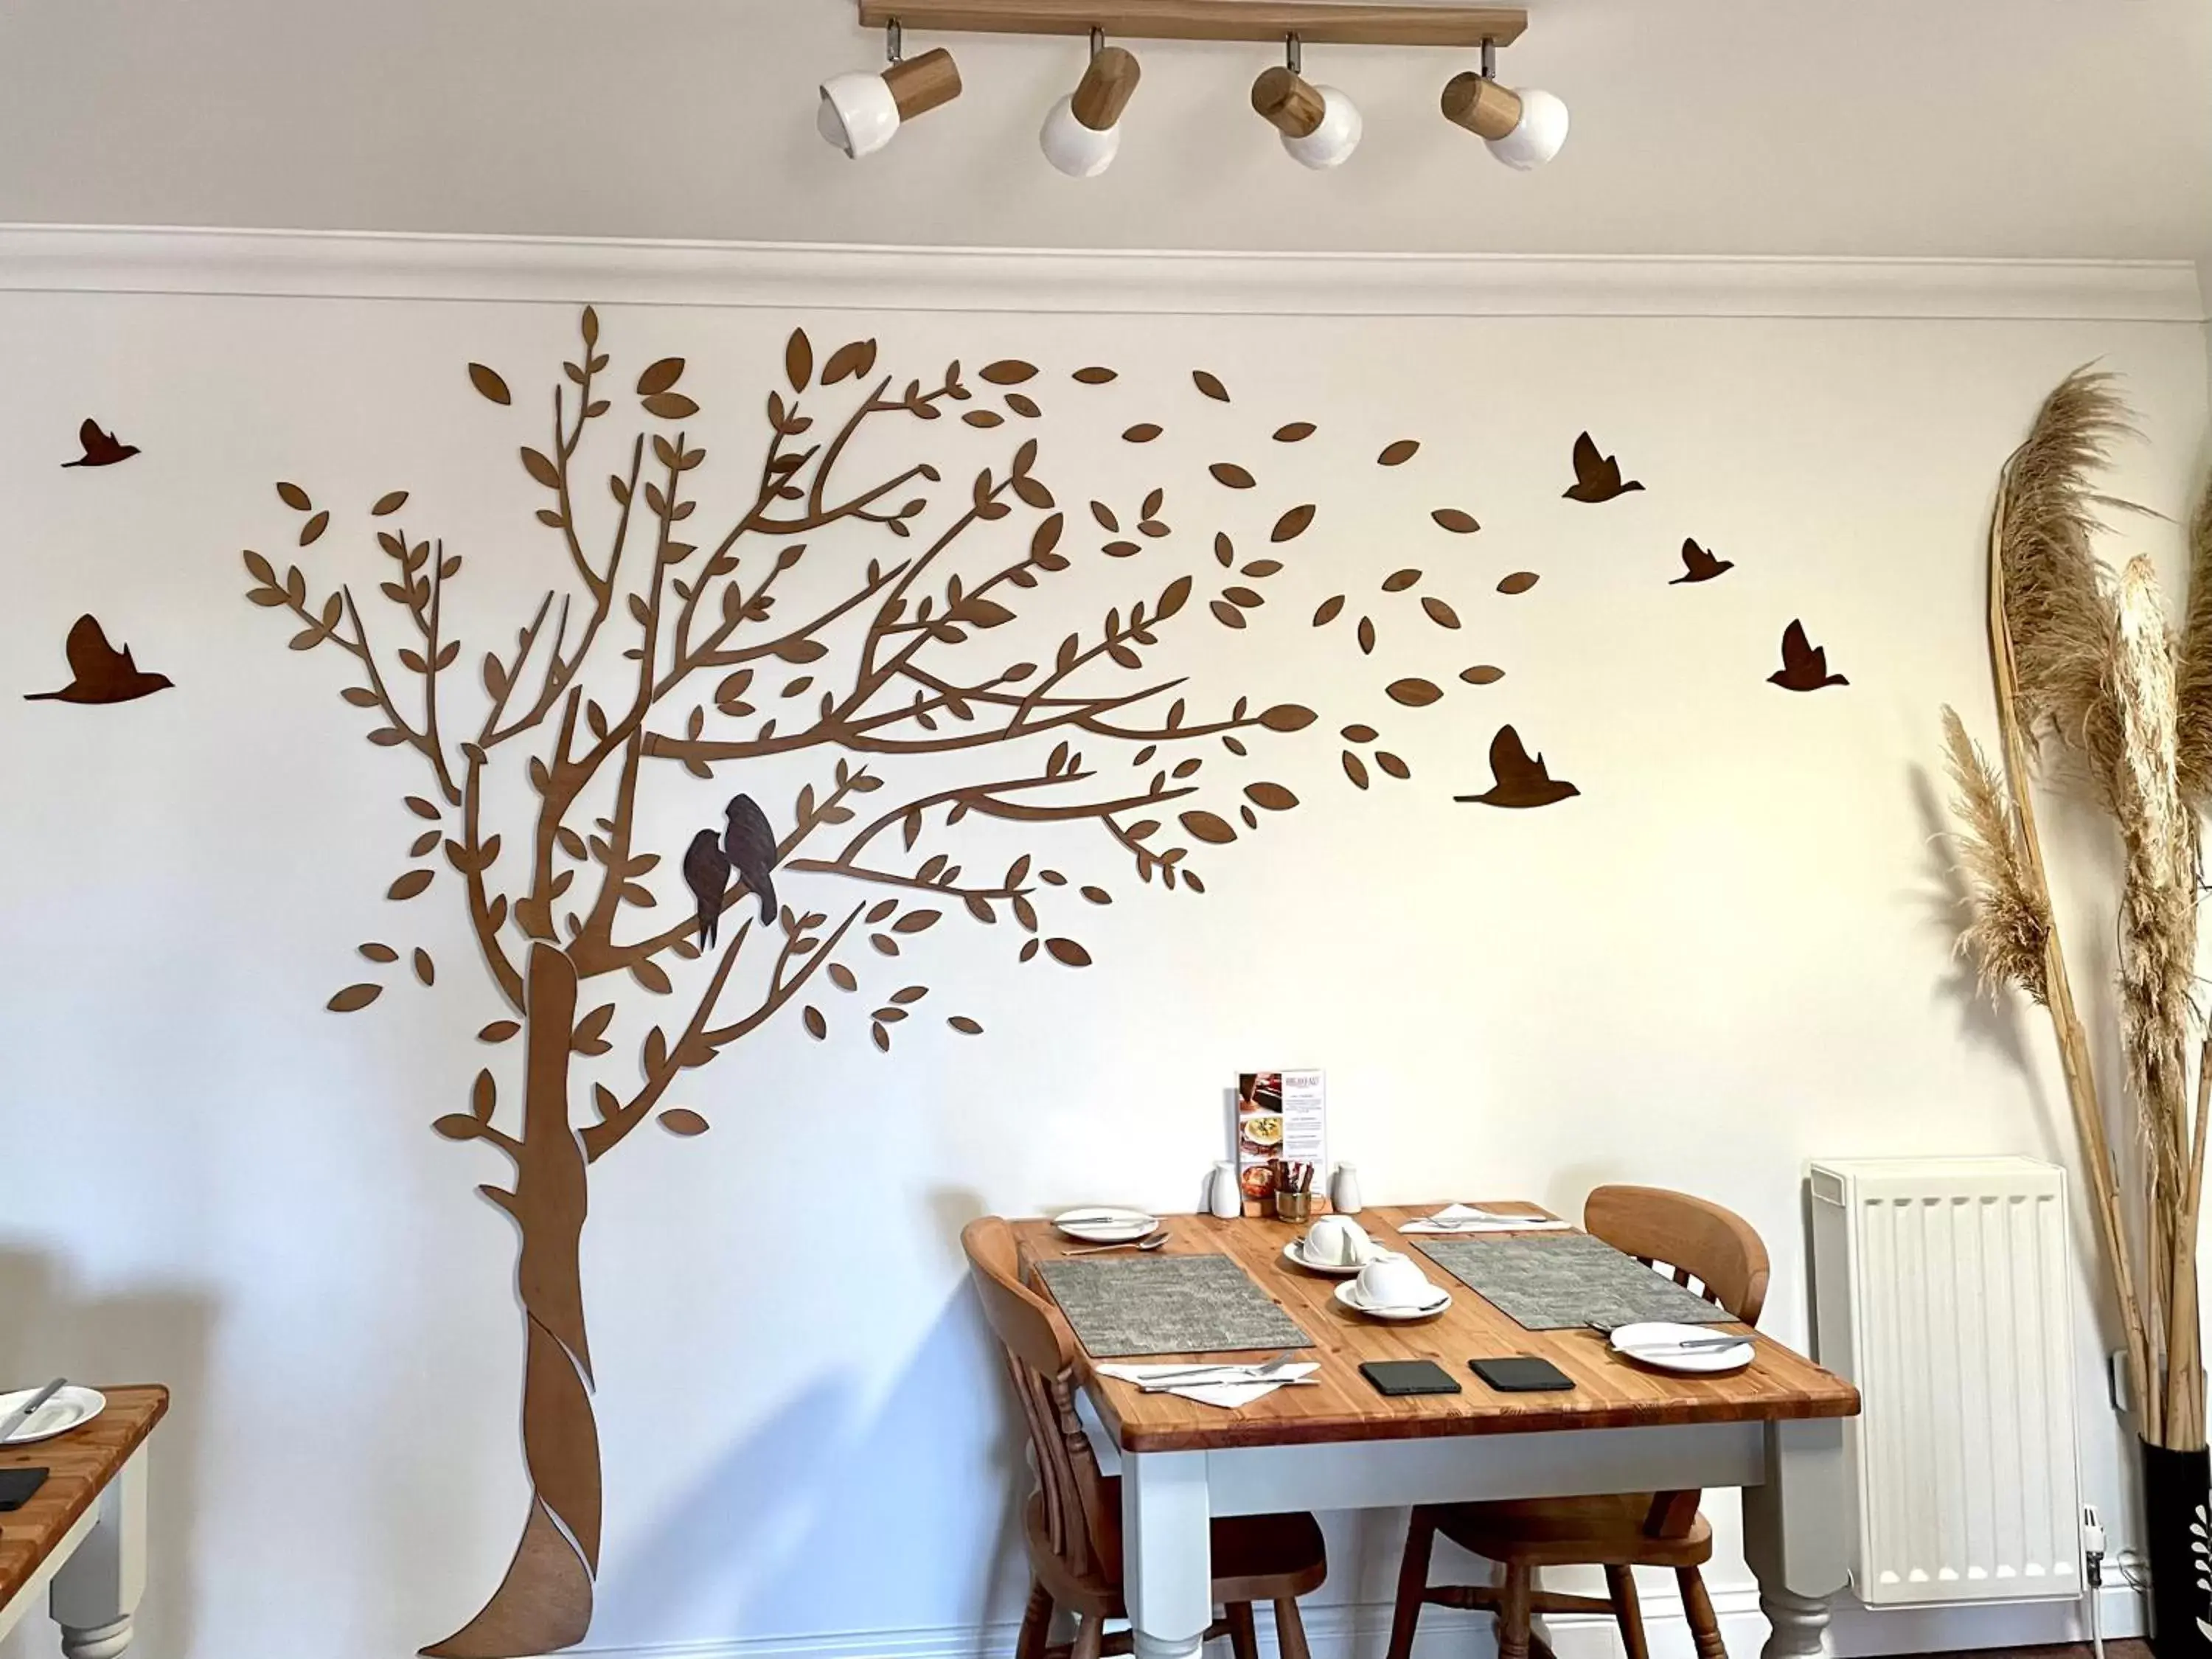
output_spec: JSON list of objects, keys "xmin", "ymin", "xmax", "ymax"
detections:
[
  {"xmin": 50, "ymin": 1444, "xmax": 148, "ymax": 1659},
  {"xmin": 1742, "ymin": 1418, "xmax": 1849, "ymax": 1659}
]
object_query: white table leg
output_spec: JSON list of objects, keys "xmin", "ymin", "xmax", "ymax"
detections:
[
  {"xmin": 1742, "ymin": 1417, "xmax": 1849, "ymax": 1659},
  {"xmin": 1122, "ymin": 1450, "xmax": 1212, "ymax": 1659},
  {"xmin": 49, "ymin": 1443, "xmax": 148, "ymax": 1659}
]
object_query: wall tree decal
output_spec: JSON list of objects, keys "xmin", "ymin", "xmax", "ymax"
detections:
[{"xmin": 239, "ymin": 307, "xmax": 1458, "ymax": 1658}]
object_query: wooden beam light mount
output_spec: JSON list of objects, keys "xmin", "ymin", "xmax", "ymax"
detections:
[{"xmin": 855, "ymin": 1, "xmax": 1528, "ymax": 49}]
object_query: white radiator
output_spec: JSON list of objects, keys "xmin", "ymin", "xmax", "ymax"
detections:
[{"xmin": 1808, "ymin": 1156, "xmax": 2081, "ymax": 1607}]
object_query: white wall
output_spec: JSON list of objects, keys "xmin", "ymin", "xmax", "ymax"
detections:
[{"xmin": 0, "ymin": 237, "xmax": 2205, "ymax": 1659}]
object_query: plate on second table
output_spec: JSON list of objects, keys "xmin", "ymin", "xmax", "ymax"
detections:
[
  {"xmin": 1333, "ymin": 1280, "xmax": 1452, "ymax": 1322},
  {"xmin": 0, "ymin": 1384, "xmax": 107, "ymax": 1446},
  {"xmin": 1054, "ymin": 1206, "xmax": 1160, "ymax": 1244},
  {"xmin": 1608, "ymin": 1322, "xmax": 1755, "ymax": 1374},
  {"xmin": 1281, "ymin": 1239, "xmax": 1371, "ymax": 1278}
]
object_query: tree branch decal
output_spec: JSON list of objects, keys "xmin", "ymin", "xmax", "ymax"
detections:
[{"xmin": 241, "ymin": 310, "xmax": 1470, "ymax": 1658}]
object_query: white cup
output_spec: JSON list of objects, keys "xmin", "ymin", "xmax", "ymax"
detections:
[
  {"xmin": 1355, "ymin": 1254, "xmax": 1432, "ymax": 1310},
  {"xmin": 1304, "ymin": 1215, "xmax": 1373, "ymax": 1267}
]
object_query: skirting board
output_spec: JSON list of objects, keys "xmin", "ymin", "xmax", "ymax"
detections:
[
  {"xmin": 0, "ymin": 225, "xmax": 2202, "ymax": 323},
  {"xmin": 567, "ymin": 1568, "xmax": 2149, "ymax": 1659}
]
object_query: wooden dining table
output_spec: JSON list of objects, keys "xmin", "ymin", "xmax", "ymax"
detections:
[{"xmin": 1015, "ymin": 1206, "xmax": 1859, "ymax": 1659}]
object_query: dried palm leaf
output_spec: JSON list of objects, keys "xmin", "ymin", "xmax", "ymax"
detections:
[
  {"xmin": 1941, "ymin": 705, "xmax": 2050, "ymax": 1002},
  {"xmin": 2177, "ymin": 467, "xmax": 2212, "ymax": 806},
  {"xmin": 1996, "ymin": 369, "xmax": 2138, "ymax": 804}
]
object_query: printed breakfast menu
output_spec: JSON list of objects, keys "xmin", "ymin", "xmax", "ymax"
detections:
[{"xmin": 1235, "ymin": 1070, "xmax": 1326, "ymax": 1206}]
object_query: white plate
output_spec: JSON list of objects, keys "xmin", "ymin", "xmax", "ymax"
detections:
[
  {"xmin": 0, "ymin": 1385, "xmax": 107, "ymax": 1446},
  {"xmin": 1608, "ymin": 1322, "xmax": 1755, "ymax": 1374},
  {"xmin": 1334, "ymin": 1280, "xmax": 1452, "ymax": 1322},
  {"xmin": 1054, "ymin": 1206, "xmax": 1159, "ymax": 1244},
  {"xmin": 1281, "ymin": 1239, "xmax": 1370, "ymax": 1278}
]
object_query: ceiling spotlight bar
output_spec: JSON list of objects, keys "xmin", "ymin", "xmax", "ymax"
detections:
[
  {"xmin": 855, "ymin": 1, "xmax": 1526, "ymax": 49},
  {"xmin": 1251, "ymin": 32, "xmax": 1360, "ymax": 169},
  {"xmin": 1439, "ymin": 32, "xmax": 1566, "ymax": 168}
]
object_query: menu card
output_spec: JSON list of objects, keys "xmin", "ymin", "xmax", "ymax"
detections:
[{"xmin": 1235, "ymin": 1069, "xmax": 1326, "ymax": 1213}]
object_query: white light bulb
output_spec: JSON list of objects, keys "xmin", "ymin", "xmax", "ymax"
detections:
[
  {"xmin": 1486, "ymin": 88, "xmax": 1568, "ymax": 170},
  {"xmin": 1281, "ymin": 86, "xmax": 1360, "ymax": 170},
  {"xmin": 1039, "ymin": 94, "xmax": 1119, "ymax": 178}
]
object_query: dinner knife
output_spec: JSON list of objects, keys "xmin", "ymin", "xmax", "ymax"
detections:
[{"xmin": 0, "ymin": 1378, "xmax": 67, "ymax": 1443}]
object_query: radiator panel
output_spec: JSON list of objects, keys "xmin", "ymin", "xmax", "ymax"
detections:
[{"xmin": 1809, "ymin": 1157, "xmax": 2081, "ymax": 1607}]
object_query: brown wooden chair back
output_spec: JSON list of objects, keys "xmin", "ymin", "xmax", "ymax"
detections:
[
  {"xmin": 1582, "ymin": 1185, "xmax": 1770, "ymax": 1541},
  {"xmin": 1584, "ymin": 1183, "xmax": 1770, "ymax": 1324},
  {"xmin": 962, "ymin": 1216, "xmax": 1120, "ymax": 1587}
]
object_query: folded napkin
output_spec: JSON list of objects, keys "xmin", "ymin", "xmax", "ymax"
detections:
[
  {"xmin": 1095, "ymin": 1362, "xmax": 1321, "ymax": 1408},
  {"xmin": 1399, "ymin": 1203, "xmax": 1573, "ymax": 1235}
]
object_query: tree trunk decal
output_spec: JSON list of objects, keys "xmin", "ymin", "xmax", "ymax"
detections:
[{"xmin": 243, "ymin": 312, "xmax": 1479, "ymax": 1653}]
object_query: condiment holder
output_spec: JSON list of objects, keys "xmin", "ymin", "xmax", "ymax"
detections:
[{"xmin": 1273, "ymin": 1189, "xmax": 1314, "ymax": 1223}]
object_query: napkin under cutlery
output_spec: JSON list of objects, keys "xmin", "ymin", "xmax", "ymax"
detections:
[
  {"xmin": 1095, "ymin": 1360, "xmax": 1321, "ymax": 1408},
  {"xmin": 1398, "ymin": 1203, "xmax": 1573, "ymax": 1235}
]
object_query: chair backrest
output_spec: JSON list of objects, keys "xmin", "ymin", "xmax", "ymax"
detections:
[
  {"xmin": 961, "ymin": 1217, "xmax": 1119, "ymax": 1587},
  {"xmin": 1583, "ymin": 1185, "xmax": 1771, "ymax": 1542},
  {"xmin": 1584, "ymin": 1183, "xmax": 1770, "ymax": 1325}
]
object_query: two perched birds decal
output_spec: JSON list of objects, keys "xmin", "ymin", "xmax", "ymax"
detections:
[
  {"xmin": 25, "ymin": 615, "xmax": 173, "ymax": 704},
  {"xmin": 683, "ymin": 793, "xmax": 781, "ymax": 947}
]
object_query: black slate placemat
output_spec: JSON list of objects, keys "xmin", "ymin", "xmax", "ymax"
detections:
[
  {"xmin": 1415, "ymin": 1232, "xmax": 1739, "ymax": 1331},
  {"xmin": 1035, "ymin": 1253, "xmax": 1315, "ymax": 1358}
]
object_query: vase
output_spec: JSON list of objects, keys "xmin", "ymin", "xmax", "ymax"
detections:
[{"xmin": 2140, "ymin": 1437, "xmax": 2212, "ymax": 1655}]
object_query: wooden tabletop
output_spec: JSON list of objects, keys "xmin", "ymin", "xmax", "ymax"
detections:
[
  {"xmin": 0, "ymin": 1386, "xmax": 168, "ymax": 1609},
  {"xmin": 1015, "ymin": 1208, "xmax": 1858, "ymax": 1454}
]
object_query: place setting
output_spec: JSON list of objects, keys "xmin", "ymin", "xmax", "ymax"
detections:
[
  {"xmin": 0, "ymin": 1377, "xmax": 105, "ymax": 1447},
  {"xmin": 1600, "ymin": 1322, "xmax": 1757, "ymax": 1375},
  {"xmin": 1281, "ymin": 1214, "xmax": 1453, "ymax": 1322}
]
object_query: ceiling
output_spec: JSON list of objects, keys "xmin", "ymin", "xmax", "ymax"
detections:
[{"xmin": 0, "ymin": 0, "xmax": 2205, "ymax": 272}]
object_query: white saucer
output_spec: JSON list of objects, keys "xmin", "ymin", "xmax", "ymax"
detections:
[
  {"xmin": 1334, "ymin": 1280, "xmax": 1452, "ymax": 1322},
  {"xmin": 1054, "ymin": 1206, "xmax": 1159, "ymax": 1245},
  {"xmin": 1282, "ymin": 1239, "xmax": 1371, "ymax": 1278},
  {"xmin": 0, "ymin": 1385, "xmax": 107, "ymax": 1446},
  {"xmin": 1608, "ymin": 1322, "xmax": 1755, "ymax": 1374}
]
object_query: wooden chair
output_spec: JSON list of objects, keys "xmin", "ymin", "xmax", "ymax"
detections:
[
  {"xmin": 1384, "ymin": 1186, "xmax": 1771, "ymax": 1659},
  {"xmin": 961, "ymin": 1217, "xmax": 1328, "ymax": 1659}
]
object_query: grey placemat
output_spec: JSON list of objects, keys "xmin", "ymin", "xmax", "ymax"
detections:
[
  {"xmin": 1414, "ymin": 1232, "xmax": 1738, "ymax": 1331},
  {"xmin": 1035, "ymin": 1254, "xmax": 1315, "ymax": 1358}
]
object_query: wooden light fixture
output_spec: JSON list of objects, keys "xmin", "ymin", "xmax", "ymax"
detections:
[
  {"xmin": 856, "ymin": 2, "xmax": 1526, "ymax": 47},
  {"xmin": 818, "ymin": 22, "xmax": 965, "ymax": 158},
  {"xmin": 1040, "ymin": 32, "xmax": 1143, "ymax": 175},
  {"xmin": 1439, "ymin": 39, "xmax": 1567, "ymax": 168},
  {"xmin": 1250, "ymin": 35, "xmax": 1360, "ymax": 169}
]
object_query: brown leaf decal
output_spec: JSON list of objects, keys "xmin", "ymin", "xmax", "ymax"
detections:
[
  {"xmin": 1461, "ymin": 664, "xmax": 1506, "ymax": 684},
  {"xmin": 1259, "ymin": 704, "xmax": 1316, "ymax": 730},
  {"xmin": 371, "ymin": 490, "xmax": 408, "ymax": 516},
  {"xmin": 467, "ymin": 364, "xmax": 512, "ymax": 405},
  {"xmin": 659, "ymin": 1109, "xmax": 710, "ymax": 1136},
  {"xmin": 643, "ymin": 392, "xmax": 700, "ymax": 420},
  {"xmin": 1271, "ymin": 504, "xmax": 1316, "ymax": 542},
  {"xmin": 1180, "ymin": 810, "xmax": 1238, "ymax": 844},
  {"xmin": 947, "ymin": 1015, "xmax": 985, "ymax": 1034},
  {"xmin": 1378, "ymin": 439, "xmax": 1420, "ymax": 467},
  {"xmin": 1209, "ymin": 462, "xmax": 1256, "ymax": 489},
  {"xmin": 1072, "ymin": 366, "xmax": 1118, "ymax": 384},
  {"xmin": 1122, "ymin": 423, "xmax": 1163, "ymax": 443},
  {"xmin": 413, "ymin": 948, "xmax": 435, "ymax": 986},
  {"xmin": 1432, "ymin": 509, "xmax": 1481, "ymax": 534},
  {"xmin": 1342, "ymin": 723, "xmax": 1377, "ymax": 742},
  {"xmin": 1245, "ymin": 782, "xmax": 1298, "ymax": 810},
  {"xmin": 981, "ymin": 360, "xmax": 1038, "ymax": 385},
  {"xmin": 827, "ymin": 963, "xmax": 858, "ymax": 992},
  {"xmin": 1045, "ymin": 938, "xmax": 1093, "ymax": 967},
  {"xmin": 359, "ymin": 942, "xmax": 399, "ymax": 963},
  {"xmin": 1091, "ymin": 501, "xmax": 1119, "ymax": 532},
  {"xmin": 1422, "ymin": 597, "xmax": 1461, "ymax": 629},
  {"xmin": 1386, "ymin": 678, "xmax": 1444, "ymax": 707},
  {"xmin": 1498, "ymin": 571, "xmax": 1540, "ymax": 594},
  {"xmin": 479, "ymin": 1020, "xmax": 521, "ymax": 1043},
  {"xmin": 1313, "ymin": 595, "xmax": 1345, "ymax": 627},
  {"xmin": 1342, "ymin": 751, "xmax": 1371, "ymax": 790},
  {"xmin": 1214, "ymin": 533, "xmax": 1234, "ymax": 568},
  {"xmin": 1006, "ymin": 392, "xmax": 1042, "ymax": 419},
  {"xmin": 1193, "ymin": 370, "xmax": 1230, "ymax": 402},
  {"xmin": 784, "ymin": 330, "xmax": 813, "ymax": 392},
  {"xmin": 804, "ymin": 1006, "xmax": 828, "ymax": 1040},
  {"xmin": 276, "ymin": 481, "xmax": 312, "ymax": 510},
  {"xmin": 1241, "ymin": 559, "xmax": 1283, "ymax": 577},
  {"xmin": 638, "ymin": 357, "xmax": 686, "ymax": 397},
  {"xmin": 1103, "ymin": 540, "xmax": 1141, "ymax": 558},
  {"xmin": 1382, "ymin": 569, "xmax": 1421, "ymax": 592},
  {"xmin": 1210, "ymin": 600, "xmax": 1246, "ymax": 629},
  {"xmin": 300, "ymin": 511, "xmax": 330, "ymax": 546},
  {"xmin": 963, "ymin": 410, "xmax": 1004, "ymax": 428},
  {"xmin": 389, "ymin": 869, "xmax": 434, "ymax": 900},
  {"xmin": 1374, "ymin": 751, "xmax": 1411, "ymax": 779},
  {"xmin": 1274, "ymin": 422, "xmax": 1316, "ymax": 442},
  {"xmin": 1222, "ymin": 586, "xmax": 1263, "ymax": 608},
  {"xmin": 1357, "ymin": 616, "xmax": 1377, "ymax": 655},
  {"xmin": 328, "ymin": 984, "xmax": 383, "ymax": 1012},
  {"xmin": 821, "ymin": 339, "xmax": 878, "ymax": 384}
]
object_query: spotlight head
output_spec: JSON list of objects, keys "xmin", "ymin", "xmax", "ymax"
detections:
[
  {"xmin": 1441, "ymin": 69, "xmax": 1568, "ymax": 170},
  {"xmin": 818, "ymin": 44, "xmax": 961, "ymax": 159},
  {"xmin": 1251, "ymin": 65, "xmax": 1360, "ymax": 170},
  {"xmin": 1040, "ymin": 42, "xmax": 1141, "ymax": 178}
]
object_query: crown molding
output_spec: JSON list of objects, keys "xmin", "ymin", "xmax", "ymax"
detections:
[{"xmin": 0, "ymin": 224, "xmax": 2201, "ymax": 323}]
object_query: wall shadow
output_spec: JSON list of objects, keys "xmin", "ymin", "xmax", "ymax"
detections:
[{"xmin": 0, "ymin": 1244, "xmax": 215, "ymax": 1659}]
